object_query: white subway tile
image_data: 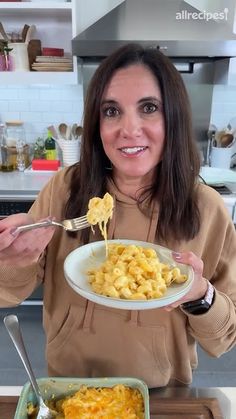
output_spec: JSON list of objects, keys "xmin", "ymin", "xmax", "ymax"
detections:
[
  {"xmin": 3, "ymin": 82, "xmax": 236, "ymax": 147},
  {"xmin": 49, "ymin": 101, "xmax": 74, "ymax": 112},
  {"xmin": 18, "ymin": 89, "xmax": 40, "ymax": 100},
  {"xmin": 20, "ymin": 111, "xmax": 43, "ymax": 122},
  {"xmin": 39, "ymin": 89, "xmax": 62, "ymax": 101},
  {"xmin": 28, "ymin": 100, "xmax": 52, "ymax": 112},
  {"xmin": 0, "ymin": 101, "xmax": 9, "ymax": 112},
  {"xmin": 9, "ymin": 101, "xmax": 30, "ymax": 112},
  {"xmin": 40, "ymin": 112, "xmax": 68, "ymax": 123},
  {"xmin": 0, "ymin": 89, "xmax": 19, "ymax": 100},
  {"xmin": 1, "ymin": 111, "xmax": 20, "ymax": 121}
]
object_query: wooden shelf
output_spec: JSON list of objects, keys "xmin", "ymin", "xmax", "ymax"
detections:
[{"xmin": 0, "ymin": 0, "xmax": 78, "ymax": 85}]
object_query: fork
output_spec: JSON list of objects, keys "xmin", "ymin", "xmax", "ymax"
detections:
[
  {"xmin": 14, "ymin": 215, "xmax": 90, "ymax": 234},
  {"xmin": 4, "ymin": 315, "xmax": 57, "ymax": 419}
]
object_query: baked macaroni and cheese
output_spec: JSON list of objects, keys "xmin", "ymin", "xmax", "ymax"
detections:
[
  {"xmin": 86, "ymin": 192, "xmax": 114, "ymax": 255},
  {"xmin": 27, "ymin": 384, "xmax": 144, "ymax": 419},
  {"xmin": 87, "ymin": 243, "xmax": 187, "ymax": 300}
]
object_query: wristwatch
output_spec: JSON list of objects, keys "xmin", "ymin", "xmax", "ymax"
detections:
[{"xmin": 181, "ymin": 280, "xmax": 215, "ymax": 315}]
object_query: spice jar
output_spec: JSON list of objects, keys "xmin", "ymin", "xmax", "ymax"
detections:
[{"xmin": 5, "ymin": 121, "xmax": 30, "ymax": 170}]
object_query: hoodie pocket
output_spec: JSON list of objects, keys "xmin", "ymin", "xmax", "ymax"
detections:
[
  {"xmin": 47, "ymin": 304, "xmax": 171, "ymax": 386},
  {"xmin": 47, "ymin": 303, "xmax": 86, "ymax": 351},
  {"xmin": 150, "ymin": 325, "xmax": 172, "ymax": 380}
]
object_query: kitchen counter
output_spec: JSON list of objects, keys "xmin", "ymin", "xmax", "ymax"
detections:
[
  {"xmin": 0, "ymin": 169, "xmax": 236, "ymax": 221},
  {"xmin": 0, "ymin": 171, "xmax": 54, "ymax": 199},
  {"xmin": 0, "ymin": 169, "xmax": 236, "ymax": 196},
  {"xmin": 0, "ymin": 386, "xmax": 235, "ymax": 418}
]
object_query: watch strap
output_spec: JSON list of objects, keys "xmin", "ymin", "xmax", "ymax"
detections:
[
  {"xmin": 181, "ymin": 280, "xmax": 215, "ymax": 315},
  {"xmin": 204, "ymin": 280, "xmax": 215, "ymax": 305}
]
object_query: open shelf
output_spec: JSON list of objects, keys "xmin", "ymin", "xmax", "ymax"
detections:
[{"xmin": 0, "ymin": 0, "xmax": 78, "ymax": 85}]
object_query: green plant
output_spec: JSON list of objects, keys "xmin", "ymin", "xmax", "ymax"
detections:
[
  {"xmin": 0, "ymin": 40, "xmax": 13, "ymax": 56},
  {"xmin": 0, "ymin": 40, "xmax": 13, "ymax": 71},
  {"xmin": 33, "ymin": 137, "xmax": 46, "ymax": 159}
]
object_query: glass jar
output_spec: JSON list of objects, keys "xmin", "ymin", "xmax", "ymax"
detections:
[
  {"xmin": 5, "ymin": 121, "xmax": 30, "ymax": 170},
  {"xmin": 0, "ymin": 123, "xmax": 14, "ymax": 172}
]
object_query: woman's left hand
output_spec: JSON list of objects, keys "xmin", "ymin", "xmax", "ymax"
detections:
[{"xmin": 163, "ymin": 251, "xmax": 208, "ymax": 311}]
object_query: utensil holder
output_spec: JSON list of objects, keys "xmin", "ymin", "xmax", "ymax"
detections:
[
  {"xmin": 60, "ymin": 139, "xmax": 81, "ymax": 167},
  {"xmin": 210, "ymin": 146, "xmax": 232, "ymax": 169},
  {"xmin": 8, "ymin": 42, "xmax": 29, "ymax": 71}
]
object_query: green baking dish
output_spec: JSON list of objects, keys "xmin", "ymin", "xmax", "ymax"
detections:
[{"xmin": 14, "ymin": 376, "xmax": 150, "ymax": 418}]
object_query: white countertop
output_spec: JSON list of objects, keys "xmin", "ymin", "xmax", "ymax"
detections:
[
  {"xmin": 0, "ymin": 386, "xmax": 235, "ymax": 418},
  {"xmin": 0, "ymin": 169, "xmax": 236, "ymax": 206},
  {"xmin": 0, "ymin": 171, "xmax": 54, "ymax": 198}
]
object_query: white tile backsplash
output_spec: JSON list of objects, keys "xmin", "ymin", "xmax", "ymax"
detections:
[
  {"xmin": 0, "ymin": 89, "xmax": 19, "ymax": 100},
  {"xmin": 0, "ymin": 84, "xmax": 84, "ymax": 143},
  {"xmin": 1, "ymin": 82, "xmax": 235, "ymax": 145},
  {"xmin": 8, "ymin": 101, "xmax": 30, "ymax": 112},
  {"xmin": 210, "ymin": 85, "xmax": 236, "ymax": 131}
]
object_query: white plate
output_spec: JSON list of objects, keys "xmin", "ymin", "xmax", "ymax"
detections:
[
  {"xmin": 64, "ymin": 240, "xmax": 194, "ymax": 310},
  {"xmin": 200, "ymin": 166, "xmax": 236, "ymax": 185}
]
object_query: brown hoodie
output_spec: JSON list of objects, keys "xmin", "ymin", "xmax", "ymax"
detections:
[{"xmin": 1, "ymin": 167, "xmax": 236, "ymax": 388}]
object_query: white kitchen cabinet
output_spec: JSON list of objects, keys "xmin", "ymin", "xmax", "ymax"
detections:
[{"xmin": 0, "ymin": 1, "xmax": 78, "ymax": 84}]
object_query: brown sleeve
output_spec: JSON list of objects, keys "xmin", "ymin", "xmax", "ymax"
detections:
[{"xmin": 186, "ymin": 219, "xmax": 236, "ymax": 357}]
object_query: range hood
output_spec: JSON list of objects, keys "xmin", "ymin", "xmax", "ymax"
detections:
[{"xmin": 72, "ymin": 0, "xmax": 236, "ymax": 59}]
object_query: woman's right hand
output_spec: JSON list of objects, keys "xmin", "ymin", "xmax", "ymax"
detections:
[{"xmin": 0, "ymin": 213, "xmax": 55, "ymax": 267}]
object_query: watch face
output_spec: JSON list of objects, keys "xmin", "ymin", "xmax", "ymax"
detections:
[{"xmin": 182, "ymin": 299, "xmax": 211, "ymax": 314}]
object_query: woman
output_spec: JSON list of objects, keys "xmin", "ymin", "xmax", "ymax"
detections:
[{"xmin": 0, "ymin": 43, "xmax": 236, "ymax": 388}]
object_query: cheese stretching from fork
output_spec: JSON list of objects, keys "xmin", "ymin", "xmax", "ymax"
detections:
[{"xmin": 86, "ymin": 193, "xmax": 114, "ymax": 255}]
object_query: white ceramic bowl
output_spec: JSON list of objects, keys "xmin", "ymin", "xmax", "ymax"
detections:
[{"xmin": 64, "ymin": 239, "xmax": 194, "ymax": 310}]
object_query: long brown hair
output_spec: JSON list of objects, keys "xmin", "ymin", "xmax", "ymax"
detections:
[{"xmin": 65, "ymin": 43, "xmax": 200, "ymax": 243}]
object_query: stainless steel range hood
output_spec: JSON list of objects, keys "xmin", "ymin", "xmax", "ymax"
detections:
[
  {"xmin": 72, "ymin": 0, "xmax": 236, "ymax": 59},
  {"xmin": 72, "ymin": 0, "xmax": 236, "ymax": 156}
]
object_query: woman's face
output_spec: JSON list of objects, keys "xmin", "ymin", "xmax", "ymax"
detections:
[{"xmin": 100, "ymin": 64, "xmax": 165, "ymax": 182}]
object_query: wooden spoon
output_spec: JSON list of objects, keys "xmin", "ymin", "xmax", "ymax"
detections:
[
  {"xmin": 0, "ymin": 22, "xmax": 10, "ymax": 41},
  {"xmin": 21, "ymin": 24, "xmax": 30, "ymax": 43},
  {"xmin": 75, "ymin": 125, "xmax": 83, "ymax": 138},
  {"xmin": 58, "ymin": 123, "xmax": 67, "ymax": 139},
  {"xmin": 220, "ymin": 133, "xmax": 234, "ymax": 148},
  {"xmin": 24, "ymin": 24, "xmax": 36, "ymax": 44},
  {"xmin": 71, "ymin": 123, "xmax": 77, "ymax": 138}
]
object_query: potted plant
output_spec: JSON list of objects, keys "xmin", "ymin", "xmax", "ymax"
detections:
[{"xmin": 0, "ymin": 40, "xmax": 13, "ymax": 71}]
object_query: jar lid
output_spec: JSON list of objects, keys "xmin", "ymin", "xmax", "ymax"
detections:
[{"xmin": 5, "ymin": 121, "xmax": 23, "ymax": 126}]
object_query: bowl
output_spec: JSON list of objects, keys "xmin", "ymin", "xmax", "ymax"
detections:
[
  {"xmin": 14, "ymin": 376, "xmax": 150, "ymax": 419},
  {"xmin": 64, "ymin": 239, "xmax": 194, "ymax": 310}
]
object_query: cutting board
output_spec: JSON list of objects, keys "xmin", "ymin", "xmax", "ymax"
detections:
[{"xmin": 0, "ymin": 396, "xmax": 223, "ymax": 419}]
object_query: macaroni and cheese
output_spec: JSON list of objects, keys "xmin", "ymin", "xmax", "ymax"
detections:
[
  {"xmin": 87, "ymin": 243, "xmax": 187, "ymax": 300},
  {"xmin": 86, "ymin": 192, "xmax": 114, "ymax": 255},
  {"xmin": 27, "ymin": 384, "xmax": 144, "ymax": 419}
]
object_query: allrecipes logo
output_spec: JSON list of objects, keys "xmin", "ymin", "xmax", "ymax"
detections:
[{"xmin": 176, "ymin": 8, "xmax": 229, "ymax": 22}]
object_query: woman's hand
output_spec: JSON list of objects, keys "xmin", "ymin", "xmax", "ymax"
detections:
[
  {"xmin": 0, "ymin": 213, "xmax": 55, "ymax": 267},
  {"xmin": 164, "ymin": 251, "xmax": 208, "ymax": 311}
]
